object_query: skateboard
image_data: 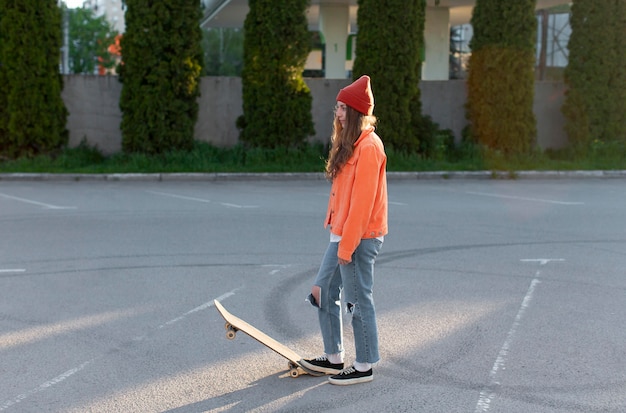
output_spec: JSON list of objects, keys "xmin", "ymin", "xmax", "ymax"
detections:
[{"xmin": 214, "ymin": 299, "xmax": 324, "ymax": 378}]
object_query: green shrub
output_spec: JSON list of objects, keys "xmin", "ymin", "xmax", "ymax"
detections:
[
  {"xmin": 120, "ymin": 0, "xmax": 203, "ymax": 154},
  {"xmin": 352, "ymin": 0, "xmax": 426, "ymax": 153},
  {"xmin": 55, "ymin": 138, "xmax": 105, "ymax": 168},
  {"xmin": 1, "ymin": 140, "xmax": 624, "ymax": 174},
  {"xmin": 238, "ymin": 0, "xmax": 314, "ymax": 148},
  {"xmin": 562, "ymin": 0, "xmax": 626, "ymax": 149},
  {"xmin": 466, "ymin": 0, "xmax": 537, "ymax": 155},
  {"xmin": 0, "ymin": 0, "xmax": 68, "ymax": 159},
  {"xmin": 415, "ymin": 115, "xmax": 456, "ymax": 161}
]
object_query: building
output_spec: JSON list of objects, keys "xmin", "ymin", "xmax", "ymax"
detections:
[
  {"xmin": 82, "ymin": 0, "xmax": 125, "ymax": 33},
  {"xmin": 200, "ymin": 0, "xmax": 571, "ymax": 80}
]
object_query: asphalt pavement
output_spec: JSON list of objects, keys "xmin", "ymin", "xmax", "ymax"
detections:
[{"xmin": 1, "ymin": 175, "xmax": 625, "ymax": 412}]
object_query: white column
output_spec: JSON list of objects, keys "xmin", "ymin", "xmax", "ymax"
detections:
[
  {"xmin": 319, "ymin": 4, "xmax": 350, "ymax": 79},
  {"xmin": 423, "ymin": 7, "xmax": 451, "ymax": 80}
]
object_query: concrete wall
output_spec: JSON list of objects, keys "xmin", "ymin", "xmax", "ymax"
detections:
[
  {"xmin": 194, "ymin": 77, "xmax": 243, "ymax": 147},
  {"xmin": 420, "ymin": 80, "xmax": 468, "ymax": 141},
  {"xmin": 534, "ymin": 81, "xmax": 568, "ymax": 149},
  {"xmin": 61, "ymin": 75, "xmax": 568, "ymax": 154},
  {"xmin": 63, "ymin": 75, "xmax": 123, "ymax": 155}
]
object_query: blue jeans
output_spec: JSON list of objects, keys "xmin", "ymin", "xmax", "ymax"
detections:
[{"xmin": 311, "ymin": 238, "xmax": 383, "ymax": 364}]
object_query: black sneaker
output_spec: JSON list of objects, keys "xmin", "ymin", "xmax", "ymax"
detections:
[
  {"xmin": 329, "ymin": 366, "xmax": 373, "ymax": 385},
  {"xmin": 300, "ymin": 356, "xmax": 343, "ymax": 375}
]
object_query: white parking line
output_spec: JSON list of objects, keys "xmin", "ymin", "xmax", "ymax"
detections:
[
  {"xmin": 465, "ymin": 191, "xmax": 584, "ymax": 205},
  {"xmin": 520, "ymin": 258, "xmax": 565, "ymax": 265},
  {"xmin": 0, "ymin": 357, "xmax": 100, "ymax": 411},
  {"xmin": 475, "ymin": 278, "xmax": 540, "ymax": 412},
  {"xmin": 146, "ymin": 190, "xmax": 258, "ymax": 208},
  {"xmin": 0, "ymin": 269, "xmax": 25, "ymax": 273},
  {"xmin": 0, "ymin": 192, "xmax": 76, "ymax": 210},
  {"xmin": 157, "ymin": 288, "xmax": 241, "ymax": 329},
  {"xmin": 475, "ymin": 259, "xmax": 564, "ymax": 412},
  {"xmin": 0, "ymin": 288, "xmax": 241, "ymax": 411},
  {"xmin": 146, "ymin": 190, "xmax": 213, "ymax": 204}
]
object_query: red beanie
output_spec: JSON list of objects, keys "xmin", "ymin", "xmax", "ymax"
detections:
[{"xmin": 336, "ymin": 75, "xmax": 374, "ymax": 115}]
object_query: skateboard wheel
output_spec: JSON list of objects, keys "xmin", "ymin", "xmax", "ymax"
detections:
[
  {"xmin": 289, "ymin": 366, "xmax": 300, "ymax": 378},
  {"xmin": 226, "ymin": 326, "xmax": 236, "ymax": 340},
  {"xmin": 224, "ymin": 322, "xmax": 230, "ymax": 331}
]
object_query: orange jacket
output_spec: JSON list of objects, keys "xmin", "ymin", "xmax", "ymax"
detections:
[{"xmin": 325, "ymin": 127, "xmax": 388, "ymax": 261}]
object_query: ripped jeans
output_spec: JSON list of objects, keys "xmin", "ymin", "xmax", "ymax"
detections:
[{"xmin": 310, "ymin": 238, "xmax": 383, "ymax": 364}]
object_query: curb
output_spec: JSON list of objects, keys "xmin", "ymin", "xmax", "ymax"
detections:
[{"xmin": 0, "ymin": 170, "xmax": 625, "ymax": 182}]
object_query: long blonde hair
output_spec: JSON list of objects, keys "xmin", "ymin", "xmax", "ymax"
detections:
[{"xmin": 325, "ymin": 106, "xmax": 377, "ymax": 180}]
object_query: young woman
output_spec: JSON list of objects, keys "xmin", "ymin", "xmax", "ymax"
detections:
[{"xmin": 301, "ymin": 75, "xmax": 388, "ymax": 385}]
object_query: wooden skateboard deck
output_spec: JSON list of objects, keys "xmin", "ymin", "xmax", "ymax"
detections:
[{"xmin": 214, "ymin": 299, "xmax": 324, "ymax": 378}]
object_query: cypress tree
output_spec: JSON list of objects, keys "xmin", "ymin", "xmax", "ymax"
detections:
[
  {"xmin": 0, "ymin": 0, "xmax": 68, "ymax": 159},
  {"xmin": 0, "ymin": 1, "xmax": 7, "ymax": 148},
  {"xmin": 238, "ymin": 0, "xmax": 314, "ymax": 148},
  {"xmin": 466, "ymin": 0, "xmax": 537, "ymax": 154},
  {"xmin": 562, "ymin": 0, "xmax": 626, "ymax": 148},
  {"xmin": 352, "ymin": 0, "xmax": 425, "ymax": 153},
  {"xmin": 120, "ymin": 0, "xmax": 203, "ymax": 154}
]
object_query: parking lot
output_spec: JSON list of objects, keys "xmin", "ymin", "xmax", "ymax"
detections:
[{"xmin": 1, "ymin": 177, "xmax": 625, "ymax": 412}]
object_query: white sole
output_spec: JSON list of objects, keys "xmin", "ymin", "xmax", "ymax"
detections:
[
  {"xmin": 328, "ymin": 375, "xmax": 373, "ymax": 385},
  {"xmin": 299, "ymin": 360, "xmax": 343, "ymax": 375}
]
